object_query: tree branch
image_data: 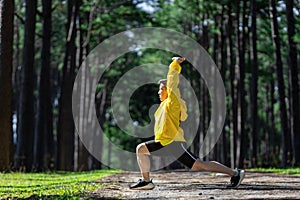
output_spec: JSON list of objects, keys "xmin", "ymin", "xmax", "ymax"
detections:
[
  {"xmin": 14, "ymin": 12, "xmax": 25, "ymax": 24},
  {"xmin": 82, "ymin": 3, "xmax": 96, "ymax": 48}
]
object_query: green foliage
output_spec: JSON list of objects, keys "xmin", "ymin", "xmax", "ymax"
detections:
[
  {"xmin": 11, "ymin": 0, "xmax": 300, "ymax": 170},
  {"xmin": 0, "ymin": 170, "xmax": 119, "ymax": 199},
  {"xmin": 80, "ymin": 0, "xmax": 151, "ymax": 49},
  {"xmin": 248, "ymin": 168, "xmax": 300, "ymax": 175}
]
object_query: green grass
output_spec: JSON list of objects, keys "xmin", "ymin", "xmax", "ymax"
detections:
[
  {"xmin": 248, "ymin": 167, "xmax": 300, "ymax": 175},
  {"xmin": 0, "ymin": 170, "xmax": 120, "ymax": 199}
]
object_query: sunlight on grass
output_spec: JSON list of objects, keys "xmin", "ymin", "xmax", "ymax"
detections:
[
  {"xmin": 0, "ymin": 170, "xmax": 120, "ymax": 199},
  {"xmin": 248, "ymin": 168, "xmax": 300, "ymax": 175}
]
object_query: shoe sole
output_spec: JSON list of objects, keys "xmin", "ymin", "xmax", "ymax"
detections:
[{"xmin": 130, "ymin": 183, "xmax": 155, "ymax": 190}]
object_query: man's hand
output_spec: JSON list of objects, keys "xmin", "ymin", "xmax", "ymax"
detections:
[{"xmin": 172, "ymin": 57, "xmax": 186, "ymax": 64}]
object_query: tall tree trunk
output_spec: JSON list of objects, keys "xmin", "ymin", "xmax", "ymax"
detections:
[
  {"xmin": 269, "ymin": 70, "xmax": 276, "ymax": 164},
  {"xmin": 42, "ymin": 0, "xmax": 54, "ymax": 170},
  {"xmin": 34, "ymin": 0, "xmax": 53, "ymax": 171},
  {"xmin": 14, "ymin": 0, "xmax": 37, "ymax": 171},
  {"xmin": 77, "ymin": 48, "xmax": 90, "ymax": 171},
  {"xmin": 13, "ymin": 4, "xmax": 21, "ymax": 120},
  {"xmin": 235, "ymin": 0, "xmax": 247, "ymax": 168},
  {"xmin": 13, "ymin": 1, "xmax": 25, "ymax": 155},
  {"xmin": 266, "ymin": 77, "xmax": 276, "ymax": 167},
  {"xmin": 285, "ymin": 0, "xmax": 300, "ymax": 166},
  {"xmin": 220, "ymin": 5, "xmax": 228, "ymax": 165},
  {"xmin": 212, "ymin": 13, "xmax": 219, "ymax": 161},
  {"xmin": 239, "ymin": 0, "xmax": 248, "ymax": 168},
  {"xmin": 200, "ymin": 12, "xmax": 210, "ymax": 160},
  {"xmin": 192, "ymin": 3, "xmax": 203, "ymax": 158},
  {"xmin": 265, "ymin": 85, "xmax": 271, "ymax": 166},
  {"xmin": 249, "ymin": 0, "xmax": 258, "ymax": 167},
  {"xmin": 57, "ymin": 0, "xmax": 79, "ymax": 170},
  {"xmin": 192, "ymin": 78, "xmax": 200, "ymax": 156},
  {"xmin": 77, "ymin": 3, "xmax": 92, "ymax": 171},
  {"xmin": 227, "ymin": 3, "xmax": 237, "ymax": 168},
  {"xmin": 269, "ymin": 0, "xmax": 290, "ymax": 167},
  {"xmin": 94, "ymin": 78, "xmax": 109, "ymax": 169},
  {"xmin": 234, "ymin": 0, "xmax": 241, "ymax": 168},
  {"xmin": 0, "ymin": 0, "xmax": 14, "ymax": 171}
]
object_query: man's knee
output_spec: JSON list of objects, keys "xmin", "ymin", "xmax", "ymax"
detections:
[
  {"xmin": 192, "ymin": 159, "xmax": 204, "ymax": 170},
  {"xmin": 136, "ymin": 143, "xmax": 150, "ymax": 155}
]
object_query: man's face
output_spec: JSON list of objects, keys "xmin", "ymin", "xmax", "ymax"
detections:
[{"xmin": 158, "ymin": 84, "xmax": 168, "ymax": 102}]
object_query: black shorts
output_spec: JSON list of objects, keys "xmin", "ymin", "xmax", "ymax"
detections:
[{"xmin": 145, "ymin": 140, "xmax": 198, "ymax": 168}]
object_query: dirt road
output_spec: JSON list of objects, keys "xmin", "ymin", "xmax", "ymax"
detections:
[{"xmin": 92, "ymin": 170, "xmax": 300, "ymax": 199}]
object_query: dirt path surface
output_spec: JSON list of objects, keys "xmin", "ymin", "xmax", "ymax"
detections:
[{"xmin": 91, "ymin": 170, "xmax": 300, "ymax": 199}]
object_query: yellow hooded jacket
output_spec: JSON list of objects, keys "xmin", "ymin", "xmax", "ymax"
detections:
[{"xmin": 154, "ymin": 60, "xmax": 188, "ymax": 146}]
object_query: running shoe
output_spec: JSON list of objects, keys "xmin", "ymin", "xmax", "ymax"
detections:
[
  {"xmin": 226, "ymin": 169, "xmax": 245, "ymax": 188},
  {"xmin": 129, "ymin": 179, "xmax": 155, "ymax": 190}
]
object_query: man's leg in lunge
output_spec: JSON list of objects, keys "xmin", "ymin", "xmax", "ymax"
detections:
[
  {"xmin": 192, "ymin": 159, "xmax": 236, "ymax": 176},
  {"xmin": 136, "ymin": 143, "xmax": 151, "ymax": 181},
  {"xmin": 191, "ymin": 159, "xmax": 245, "ymax": 188},
  {"xmin": 130, "ymin": 143, "xmax": 155, "ymax": 190}
]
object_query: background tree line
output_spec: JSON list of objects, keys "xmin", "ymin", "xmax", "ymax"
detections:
[{"xmin": 0, "ymin": 0, "xmax": 299, "ymax": 171}]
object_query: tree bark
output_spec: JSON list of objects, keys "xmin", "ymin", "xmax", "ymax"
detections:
[
  {"xmin": 200, "ymin": 12, "xmax": 209, "ymax": 161},
  {"xmin": 269, "ymin": 70, "xmax": 276, "ymax": 164},
  {"xmin": 14, "ymin": 0, "xmax": 37, "ymax": 171},
  {"xmin": 285, "ymin": 0, "xmax": 300, "ymax": 166},
  {"xmin": 57, "ymin": 0, "xmax": 79, "ymax": 170},
  {"xmin": 212, "ymin": 13, "xmax": 220, "ymax": 161},
  {"xmin": 94, "ymin": 78, "xmax": 109, "ymax": 169},
  {"xmin": 13, "ymin": 3, "xmax": 21, "ymax": 122},
  {"xmin": 249, "ymin": 0, "xmax": 258, "ymax": 168},
  {"xmin": 227, "ymin": 3, "xmax": 237, "ymax": 168},
  {"xmin": 220, "ymin": 5, "xmax": 228, "ymax": 165},
  {"xmin": 239, "ymin": 0, "xmax": 248, "ymax": 168},
  {"xmin": 266, "ymin": 79, "xmax": 276, "ymax": 167},
  {"xmin": 235, "ymin": 0, "xmax": 247, "ymax": 168},
  {"xmin": 265, "ymin": 85, "xmax": 271, "ymax": 166},
  {"xmin": 34, "ymin": 0, "xmax": 53, "ymax": 171},
  {"xmin": 269, "ymin": 0, "xmax": 290, "ymax": 167},
  {"xmin": 77, "ymin": 48, "xmax": 90, "ymax": 171},
  {"xmin": 0, "ymin": 0, "xmax": 14, "ymax": 171}
]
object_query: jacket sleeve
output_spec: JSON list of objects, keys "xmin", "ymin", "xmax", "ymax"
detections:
[{"xmin": 166, "ymin": 60, "xmax": 182, "ymax": 105}]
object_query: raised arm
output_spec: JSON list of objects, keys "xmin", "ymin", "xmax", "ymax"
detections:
[{"xmin": 166, "ymin": 57, "xmax": 185, "ymax": 104}]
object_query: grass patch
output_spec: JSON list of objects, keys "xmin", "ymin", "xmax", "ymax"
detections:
[
  {"xmin": 248, "ymin": 168, "xmax": 300, "ymax": 175},
  {"xmin": 0, "ymin": 170, "xmax": 120, "ymax": 199}
]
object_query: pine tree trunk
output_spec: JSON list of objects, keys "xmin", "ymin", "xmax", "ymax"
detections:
[
  {"xmin": 14, "ymin": 0, "xmax": 37, "ymax": 171},
  {"xmin": 191, "ymin": 6, "xmax": 201, "ymax": 156},
  {"xmin": 94, "ymin": 79, "xmax": 109, "ymax": 169},
  {"xmin": 13, "ymin": 4, "xmax": 21, "ymax": 119},
  {"xmin": 227, "ymin": 3, "xmax": 237, "ymax": 168},
  {"xmin": 0, "ymin": 0, "xmax": 14, "ymax": 171},
  {"xmin": 13, "ymin": 3, "xmax": 22, "ymax": 152},
  {"xmin": 265, "ymin": 85, "xmax": 271, "ymax": 166},
  {"xmin": 77, "ymin": 2, "xmax": 96, "ymax": 170},
  {"xmin": 235, "ymin": 0, "xmax": 247, "ymax": 168},
  {"xmin": 285, "ymin": 0, "xmax": 300, "ymax": 166},
  {"xmin": 200, "ymin": 12, "xmax": 209, "ymax": 160},
  {"xmin": 34, "ymin": 0, "xmax": 53, "ymax": 171},
  {"xmin": 269, "ymin": 71, "xmax": 276, "ymax": 164},
  {"xmin": 57, "ymin": 0, "xmax": 79, "ymax": 170},
  {"xmin": 77, "ymin": 49, "xmax": 90, "ymax": 171},
  {"xmin": 249, "ymin": 0, "xmax": 258, "ymax": 167},
  {"xmin": 220, "ymin": 5, "xmax": 228, "ymax": 165},
  {"xmin": 192, "ymin": 78, "xmax": 200, "ymax": 156},
  {"xmin": 269, "ymin": 0, "xmax": 290, "ymax": 167},
  {"xmin": 212, "ymin": 13, "xmax": 219, "ymax": 161}
]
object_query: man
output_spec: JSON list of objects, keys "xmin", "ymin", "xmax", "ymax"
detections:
[{"xmin": 130, "ymin": 57, "xmax": 245, "ymax": 190}]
